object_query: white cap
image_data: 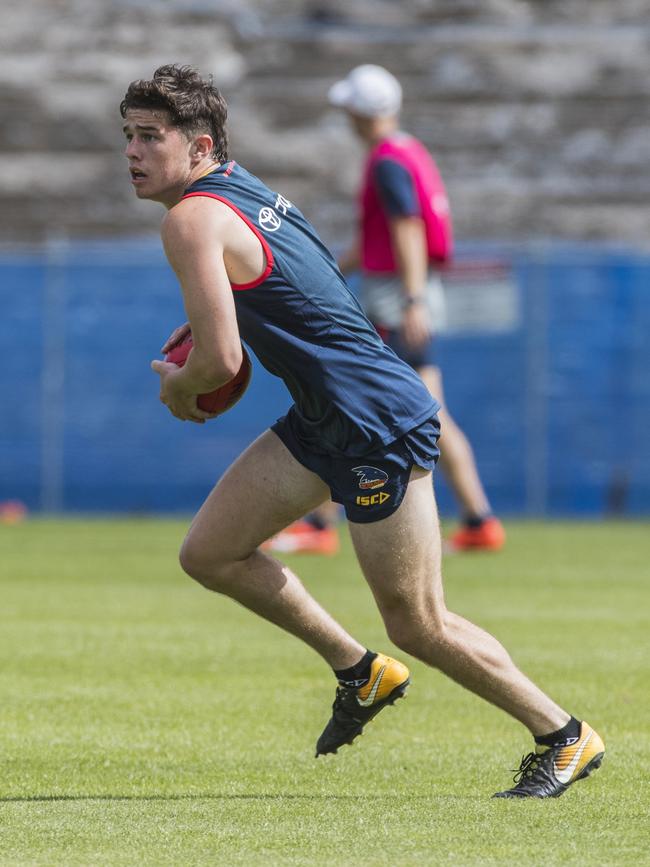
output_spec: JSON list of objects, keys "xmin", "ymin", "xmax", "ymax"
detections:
[{"xmin": 328, "ymin": 64, "xmax": 402, "ymax": 118}]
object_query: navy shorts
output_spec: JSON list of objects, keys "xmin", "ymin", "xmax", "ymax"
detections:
[
  {"xmin": 271, "ymin": 411, "xmax": 440, "ymax": 524},
  {"xmin": 375, "ymin": 324, "xmax": 438, "ymax": 370}
]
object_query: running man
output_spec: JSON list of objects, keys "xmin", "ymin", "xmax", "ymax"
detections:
[{"xmin": 122, "ymin": 64, "xmax": 604, "ymax": 798}]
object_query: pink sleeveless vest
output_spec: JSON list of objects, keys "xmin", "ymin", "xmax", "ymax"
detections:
[{"xmin": 360, "ymin": 134, "xmax": 453, "ymax": 273}]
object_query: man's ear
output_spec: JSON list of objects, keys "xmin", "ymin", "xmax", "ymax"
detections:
[{"xmin": 191, "ymin": 133, "xmax": 214, "ymax": 162}]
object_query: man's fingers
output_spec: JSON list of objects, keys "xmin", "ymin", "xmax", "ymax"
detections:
[
  {"xmin": 192, "ymin": 408, "xmax": 219, "ymax": 422},
  {"xmin": 151, "ymin": 359, "xmax": 178, "ymax": 374},
  {"xmin": 161, "ymin": 333, "xmax": 180, "ymax": 353},
  {"xmin": 164, "ymin": 404, "xmax": 217, "ymax": 424},
  {"xmin": 161, "ymin": 322, "xmax": 191, "ymax": 353}
]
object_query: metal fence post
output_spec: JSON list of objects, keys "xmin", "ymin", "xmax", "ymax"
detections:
[
  {"xmin": 524, "ymin": 246, "xmax": 549, "ymax": 516},
  {"xmin": 40, "ymin": 234, "xmax": 68, "ymax": 513}
]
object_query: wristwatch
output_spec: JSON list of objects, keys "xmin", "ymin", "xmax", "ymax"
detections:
[{"xmin": 402, "ymin": 296, "xmax": 425, "ymax": 308}]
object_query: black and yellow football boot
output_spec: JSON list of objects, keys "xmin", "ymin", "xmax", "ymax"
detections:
[
  {"xmin": 493, "ymin": 721, "xmax": 605, "ymax": 798},
  {"xmin": 315, "ymin": 653, "xmax": 410, "ymax": 757}
]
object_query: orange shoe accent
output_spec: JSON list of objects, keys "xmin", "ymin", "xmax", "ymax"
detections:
[
  {"xmin": 355, "ymin": 653, "xmax": 410, "ymax": 706},
  {"xmin": 448, "ymin": 516, "xmax": 506, "ymax": 552},
  {"xmin": 261, "ymin": 521, "xmax": 340, "ymax": 555},
  {"xmin": 550, "ymin": 722, "xmax": 605, "ymax": 784}
]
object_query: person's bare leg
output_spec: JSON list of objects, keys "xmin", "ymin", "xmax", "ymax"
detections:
[
  {"xmin": 418, "ymin": 365, "xmax": 491, "ymax": 519},
  {"xmin": 348, "ymin": 469, "xmax": 568, "ymax": 735},
  {"xmin": 180, "ymin": 429, "xmax": 365, "ymax": 670}
]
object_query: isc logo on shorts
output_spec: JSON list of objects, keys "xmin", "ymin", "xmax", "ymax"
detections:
[{"xmin": 356, "ymin": 492, "xmax": 391, "ymax": 507}]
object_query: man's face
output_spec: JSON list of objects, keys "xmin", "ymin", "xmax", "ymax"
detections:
[
  {"xmin": 123, "ymin": 108, "xmax": 193, "ymax": 206},
  {"xmin": 346, "ymin": 110, "xmax": 376, "ymax": 142}
]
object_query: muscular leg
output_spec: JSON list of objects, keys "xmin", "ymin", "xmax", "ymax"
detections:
[
  {"xmin": 348, "ymin": 469, "xmax": 568, "ymax": 735},
  {"xmin": 418, "ymin": 365, "xmax": 491, "ymax": 519},
  {"xmin": 180, "ymin": 429, "xmax": 366, "ymax": 670}
]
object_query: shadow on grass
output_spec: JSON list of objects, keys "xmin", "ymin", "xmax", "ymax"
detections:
[{"xmin": 1, "ymin": 793, "xmax": 422, "ymax": 803}]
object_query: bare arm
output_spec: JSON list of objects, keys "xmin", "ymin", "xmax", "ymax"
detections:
[
  {"xmin": 151, "ymin": 198, "xmax": 243, "ymax": 422},
  {"xmin": 389, "ymin": 215, "xmax": 431, "ymax": 348},
  {"xmin": 163, "ymin": 199, "xmax": 242, "ymax": 385},
  {"xmin": 337, "ymin": 237, "xmax": 361, "ymax": 274}
]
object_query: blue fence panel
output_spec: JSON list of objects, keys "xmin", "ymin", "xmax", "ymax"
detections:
[
  {"xmin": 0, "ymin": 258, "xmax": 46, "ymax": 509},
  {"xmin": 1, "ymin": 240, "xmax": 648, "ymax": 516},
  {"xmin": 436, "ymin": 330, "xmax": 528, "ymax": 516},
  {"xmin": 28, "ymin": 244, "xmax": 291, "ymax": 512},
  {"xmin": 541, "ymin": 252, "xmax": 649, "ymax": 515}
]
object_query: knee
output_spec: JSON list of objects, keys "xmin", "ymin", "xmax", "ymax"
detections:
[
  {"xmin": 178, "ymin": 537, "xmax": 210, "ymax": 586},
  {"xmin": 179, "ymin": 535, "xmax": 231, "ymax": 592},
  {"xmin": 384, "ymin": 607, "xmax": 450, "ymax": 662},
  {"xmin": 385, "ymin": 622, "xmax": 428, "ymax": 660}
]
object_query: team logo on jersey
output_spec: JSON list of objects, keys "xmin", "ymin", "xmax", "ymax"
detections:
[
  {"xmin": 274, "ymin": 194, "xmax": 293, "ymax": 215},
  {"xmin": 351, "ymin": 466, "xmax": 389, "ymax": 490},
  {"xmin": 259, "ymin": 207, "xmax": 282, "ymax": 232}
]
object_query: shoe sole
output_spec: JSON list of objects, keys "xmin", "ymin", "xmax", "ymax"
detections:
[{"xmin": 317, "ymin": 678, "xmax": 410, "ymax": 756}]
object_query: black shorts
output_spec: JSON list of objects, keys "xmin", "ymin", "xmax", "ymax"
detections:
[{"xmin": 271, "ymin": 411, "xmax": 440, "ymax": 524}]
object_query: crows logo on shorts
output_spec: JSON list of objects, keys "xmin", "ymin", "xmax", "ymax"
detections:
[{"xmin": 351, "ymin": 466, "xmax": 389, "ymax": 490}]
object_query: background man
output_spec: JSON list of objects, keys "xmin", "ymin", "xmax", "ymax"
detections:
[
  {"xmin": 334, "ymin": 63, "xmax": 508, "ymax": 554},
  {"xmin": 268, "ymin": 64, "xmax": 506, "ymax": 554},
  {"xmin": 268, "ymin": 65, "xmax": 507, "ymax": 557}
]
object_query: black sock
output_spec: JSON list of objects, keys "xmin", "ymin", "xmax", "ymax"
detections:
[
  {"xmin": 334, "ymin": 650, "xmax": 377, "ymax": 688},
  {"xmin": 535, "ymin": 716, "xmax": 581, "ymax": 748},
  {"xmin": 305, "ymin": 513, "xmax": 327, "ymax": 531},
  {"xmin": 465, "ymin": 512, "xmax": 491, "ymax": 529}
]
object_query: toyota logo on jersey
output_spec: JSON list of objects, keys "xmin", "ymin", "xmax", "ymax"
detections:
[
  {"xmin": 351, "ymin": 466, "xmax": 389, "ymax": 490},
  {"xmin": 258, "ymin": 207, "xmax": 282, "ymax": 232}
]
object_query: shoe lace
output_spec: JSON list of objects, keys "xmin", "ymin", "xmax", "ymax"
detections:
[
  {"xmin": 332, "ymin": 685, "xmax": 351, "ymax": 709},
  {"xmin": 331, "ymin": 685, "xmax": 361, "ymax": 723},
  {"xmin": 512, "ymin": 751, "xmax": 541, "ymax": 783},
  {"xmin": 508, "ymin": 748, "xmax": 558, "ymax": 794}
]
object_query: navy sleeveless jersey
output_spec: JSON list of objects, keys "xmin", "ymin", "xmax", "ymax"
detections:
[{"xmin": 183, "ymin": 161, "xmax": 439, "ymax": 457}]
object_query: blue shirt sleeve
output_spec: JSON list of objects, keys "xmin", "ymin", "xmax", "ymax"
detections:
[{"xmin": 372, "ymin": 158, "xmax": 420, "ymax": 217}]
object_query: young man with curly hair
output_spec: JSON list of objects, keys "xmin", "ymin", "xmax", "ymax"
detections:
[{"xmin": 121, "ymin": 65, "xmax": 604, "ymax": 798}]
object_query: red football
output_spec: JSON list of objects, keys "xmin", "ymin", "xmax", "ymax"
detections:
[{"xmin": 165, "ymin": 332, "xmax": 252, "ymax": 415}]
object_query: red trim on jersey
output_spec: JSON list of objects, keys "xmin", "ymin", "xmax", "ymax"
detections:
[
  {"xmin": 374, "ymin": 323, "xmax": 389, "ymax": 342},
  {"xmin": 180, "ymin": 191, "xmax": 274, "ymax": 290},
  {"xmin": 223, "ymin": 160, "xmax": 235, "ymax": 176}
]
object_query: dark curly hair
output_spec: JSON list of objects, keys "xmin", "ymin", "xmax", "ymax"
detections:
[{"xmin": 120, "ymin": 64, "xmax": 229, "ymax": 163}]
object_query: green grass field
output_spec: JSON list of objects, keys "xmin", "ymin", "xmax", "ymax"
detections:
[{"xmin": 1, "ymin": 518, "xmax": 648, "ymax": 866}]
